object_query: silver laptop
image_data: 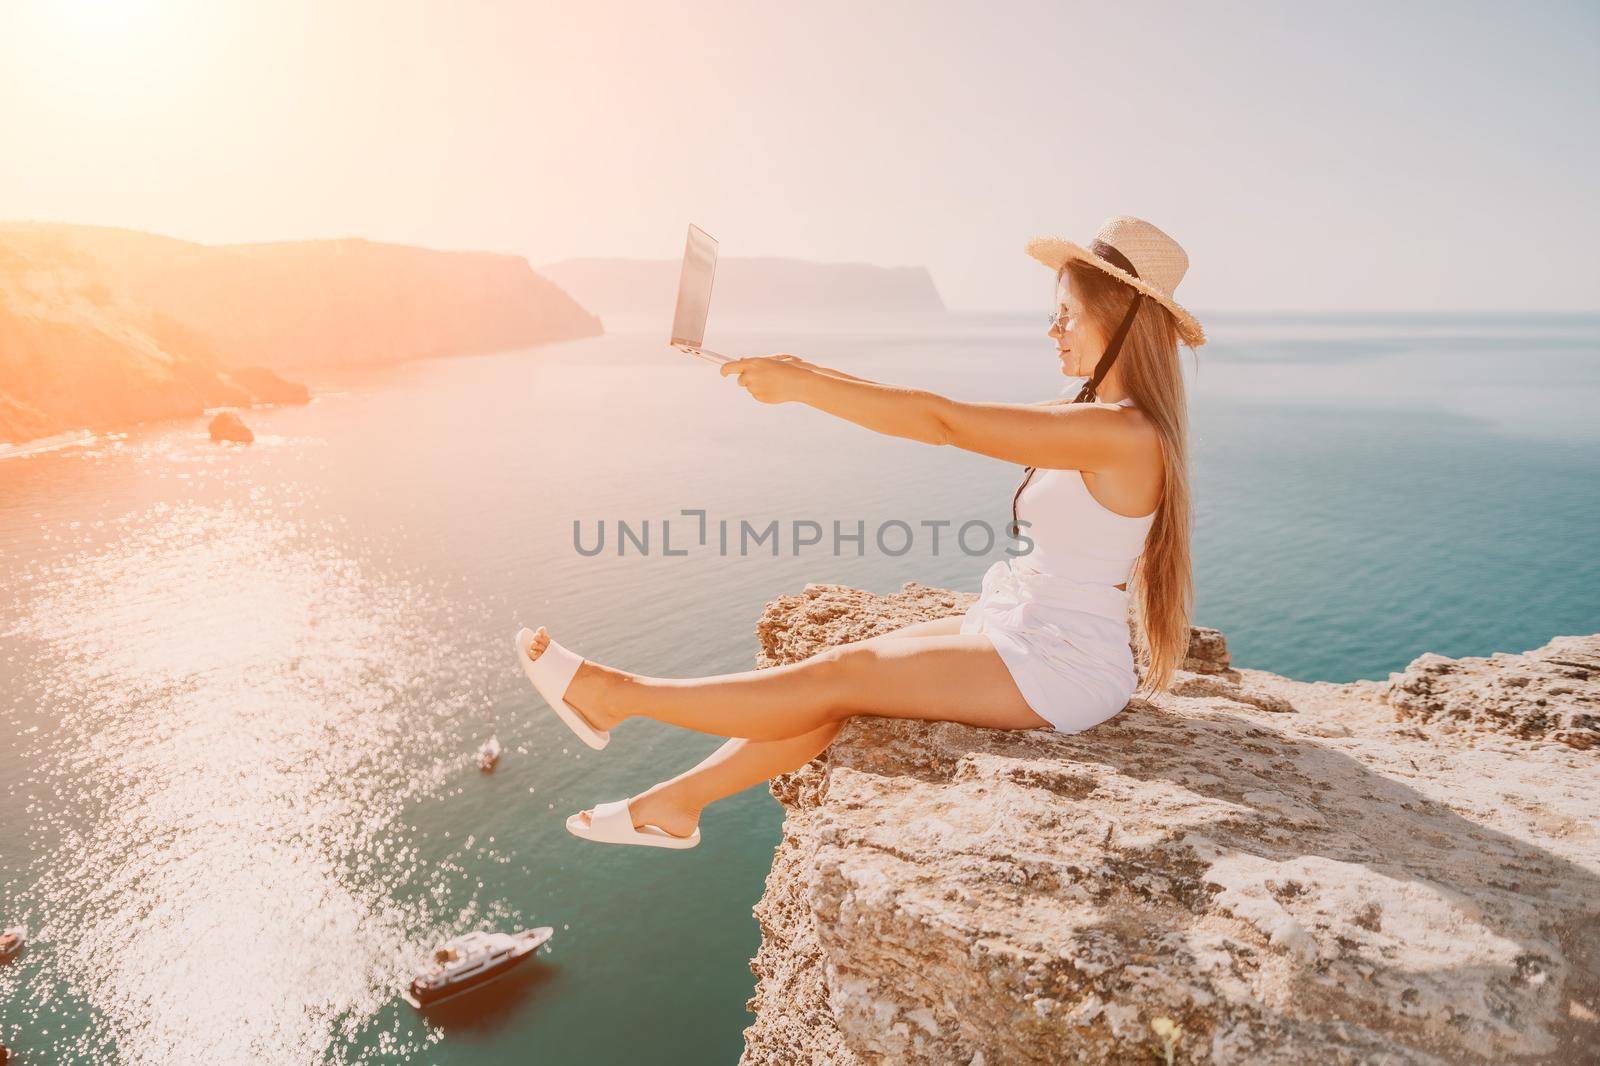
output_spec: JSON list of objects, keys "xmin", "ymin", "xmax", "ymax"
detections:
[{"xmin": 670, "ymin": 224, "xmax": 733, "ymax": 365}]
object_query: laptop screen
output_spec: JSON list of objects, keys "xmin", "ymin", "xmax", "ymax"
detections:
[{"xmin": 670, "ymin": 224, "xmax": 718, "ymax": 348}]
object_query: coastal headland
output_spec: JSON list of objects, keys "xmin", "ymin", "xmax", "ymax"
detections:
[{"xmin": 0, "ymin": 223, "xmax": 603, "ymax": 446}]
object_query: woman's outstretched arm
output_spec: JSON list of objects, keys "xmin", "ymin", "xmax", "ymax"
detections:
[
  {"xmin": 721, "ymin": 354, "xmax": 1148, "ymax": 471},
  {"xmin": 778, "ymin": 356, "xmax": 879, "ymax": 386}
]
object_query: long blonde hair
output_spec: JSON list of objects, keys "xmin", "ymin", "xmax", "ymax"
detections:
[{"xmin": 1010, "ymin": 260, "xmax": 1195, "ymax": 696}]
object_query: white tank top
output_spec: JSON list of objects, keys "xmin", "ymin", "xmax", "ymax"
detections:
[{"xmin": 1015, "ymin": 397, "xmax": 1156, "ymax": 586}]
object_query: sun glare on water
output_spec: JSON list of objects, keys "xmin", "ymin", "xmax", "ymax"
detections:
[{"xmin": 0, "ymin": 436, "xmax": 521, "ymax": 1062}]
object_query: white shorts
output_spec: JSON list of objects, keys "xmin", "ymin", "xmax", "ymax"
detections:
[{"xmin": 959, "ymin": 557, "xmax": 1138, "ymax": 734}]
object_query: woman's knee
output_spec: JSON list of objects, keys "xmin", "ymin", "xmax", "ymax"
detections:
[
  {"xmin": 815, "ymin": 644, "xmax": 890, "ymax": 713},
  {"xmin": 791, "ymin": 645, "xmax": 860, "ymax": 714}
]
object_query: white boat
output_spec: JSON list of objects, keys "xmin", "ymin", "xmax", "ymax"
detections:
[
  {"xmin": 0, "ymin": 925, "xmax": 24, "ymax": 960},
  {"xmin": 402, "ymin": 927, "xmax": 552, "ymax": 1008},
  {"xmin": 477, "ymin": 734, "xmax": 502, "ymax": 772}
]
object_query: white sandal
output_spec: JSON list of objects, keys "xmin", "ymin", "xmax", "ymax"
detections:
[
  {"xmin": 566, "ymin": 799, "xmax": 701, "ymax": 849},
  {"xmin": 514, "ymin": 627, "xmax": 610, "ymax": 750}
]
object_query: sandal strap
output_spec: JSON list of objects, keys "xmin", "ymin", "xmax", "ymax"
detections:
[
  {"xmin": 588, "ymin": 799, "xmax": 635, "ymax": 838},
  {"xmin": 527, "ymin": 636, "xmax": 583, "ymax": 701}
]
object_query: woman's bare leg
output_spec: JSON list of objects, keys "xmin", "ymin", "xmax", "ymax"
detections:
[
  {"xmin": 572, "ymin": 615, "xmax": 975, "ymax": 837},
  {"xmin": 527, "ymin": 619, "xmax": 1046, "ymax": 742},
  {"xmin": 580, "ymin": 723, "xmax": 847, "ymax": 838}
]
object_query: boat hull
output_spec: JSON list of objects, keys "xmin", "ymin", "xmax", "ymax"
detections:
[{"xmin": 404, "ymin": 927, "xmax": 552, "ymax": 1009}]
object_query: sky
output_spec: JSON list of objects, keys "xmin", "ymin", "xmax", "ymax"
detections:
[{"xmin": 1, "ymin": 0, "xmax": 1596, "ymax": 312}]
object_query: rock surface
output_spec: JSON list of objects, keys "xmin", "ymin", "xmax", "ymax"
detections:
[
  {"xmin": 740, "ymin": 580, "xmax": 1599, "ymax": 1065},
  {"xmin": 1380, "ymin": 638, "xmax": 1599, "ymax": 751},
  {"xmin": 207, "ymin": 411, "xmax": 254, "ymax": 444}
]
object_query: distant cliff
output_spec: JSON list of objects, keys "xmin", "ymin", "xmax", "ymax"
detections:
[
  {"xmin": 0, "ymin": 224, "xmax": 602, "ymax": 445},
  {"xmin": 740, "ymin": 580, "xmax": 1598, "ymax": 1064},
  {"xmin": 539, "ymin": 255, "xmax": 946, "ymax": 330}
]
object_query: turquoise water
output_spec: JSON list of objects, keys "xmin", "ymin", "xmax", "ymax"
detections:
[{"xmin": 1, "ymin": 313, "xmax": 1596, "ymax": 1062}]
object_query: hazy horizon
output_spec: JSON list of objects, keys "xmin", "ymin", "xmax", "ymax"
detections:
[
  {"xmin": 2, "ymin": 1, "xmax": 1596, "ymax": 314},
  {"xmin": 8, "ymin": 219, "xmax": 1600, "ymax": 317}
]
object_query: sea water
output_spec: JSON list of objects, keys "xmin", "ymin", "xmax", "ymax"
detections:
[{"xmin": 1, "ymin": 313, "xmax": 1596, "ymax": 1063}]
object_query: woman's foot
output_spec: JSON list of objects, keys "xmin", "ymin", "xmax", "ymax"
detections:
[
  {"xmin": 523, "ymin": 625, "xmax": 627, "ymax": 732},
  {"xmin": 570, "ymin": 781, "xmax": 702, "ymax": 841}
]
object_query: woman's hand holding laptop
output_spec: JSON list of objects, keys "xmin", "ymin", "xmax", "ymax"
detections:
[{"xmin": 720, "ymin": 354, "xmax": 819, "ymax": 405}]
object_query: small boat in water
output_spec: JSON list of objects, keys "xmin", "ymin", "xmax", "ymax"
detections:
[
  {"xmin": 403, "ymin": 927, "xmax": 552, "ymax": 1008},
  {"xmin": 478, "ymin": 734, "xmax": 502, "ymax": 772},
  {"xmin": 0, "ymin": 925, "xmax": 24, "ymax": 960}
]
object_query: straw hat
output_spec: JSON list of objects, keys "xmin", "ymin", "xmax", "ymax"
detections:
[{"xmin": 1026, "ymin": 216, "xmax": 1206, "ymax": 348}]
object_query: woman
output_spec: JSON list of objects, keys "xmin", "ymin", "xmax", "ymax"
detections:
[{"xmin": 517, "ymin": 216, "xmax": 1204, "ymax": 849}]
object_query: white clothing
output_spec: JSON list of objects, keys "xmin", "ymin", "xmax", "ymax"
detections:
[{"xmin": 960, "ymin": 397, "xmax": 1154, "ymax": 732}]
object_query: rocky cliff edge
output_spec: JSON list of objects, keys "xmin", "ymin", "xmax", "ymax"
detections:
[{"xmin": 739, "ymin": 579, "xmax": 1598, "ymax": 1065}]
